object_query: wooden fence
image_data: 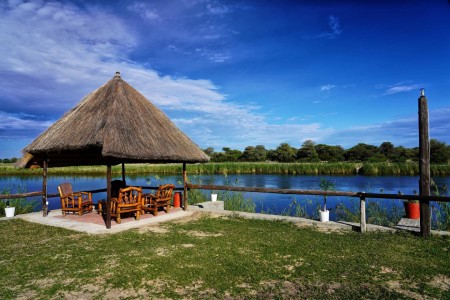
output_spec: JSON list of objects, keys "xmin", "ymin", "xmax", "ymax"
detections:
[{"xmin": 2, "ymin": 184, "xmax": 450, "ymax": 235}]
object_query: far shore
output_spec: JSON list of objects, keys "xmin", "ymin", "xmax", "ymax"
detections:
[{"xmin": 1, "ymin": 161, "xmax": 449, "ymax": 176}]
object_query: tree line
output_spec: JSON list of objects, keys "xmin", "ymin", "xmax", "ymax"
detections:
[
  {"xmin": 2, "ymin": 140, "xmax": 449, "ymax": 164},
  {"xmin": 203, "ymin": 139, "xmax": 450, "ymax": 164}
]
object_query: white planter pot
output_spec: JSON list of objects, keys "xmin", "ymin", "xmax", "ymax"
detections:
[
  {"xmin": 211, "ymin": 193, "xmax": 218, "ymax": 202},
  {"xmin": 319, "ymin": 210, "xmax": 329, "ymax": 222},
  {"xmin": 5, "ymin": 207, "xmax": 15, "ymax": 218}
]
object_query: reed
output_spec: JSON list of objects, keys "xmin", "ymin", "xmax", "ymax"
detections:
[
  {"xmin": 359, "ymin": 163, "xmax": 419, "ymax": 175},
  {"xmin": 280, "ymin": 197, "xmax": 321, "ymax": 219},
  {"xmin": 1, "ymin": 162, "xmax": 450, "ymax": 176},
  {"xmin": 0, "ymin": 183, "xmax": 37, "ymax": 217}
]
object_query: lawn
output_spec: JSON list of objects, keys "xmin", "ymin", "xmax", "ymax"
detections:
[{"xmin": 0, "ymin": 213, "xmax": 449, "ymax": 299}]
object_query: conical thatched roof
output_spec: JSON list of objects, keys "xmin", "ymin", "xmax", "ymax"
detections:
[{"xmin": 17, "ymin": 72, "xmax": 210, "ymax": 168}]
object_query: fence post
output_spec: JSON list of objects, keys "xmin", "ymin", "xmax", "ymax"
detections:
[
  {"xmin": 42, "ymin": 160, "xmax": 48, "ymax": 217},
  {"xmin": 183, "ymin": 162, "xmax": 188, "ymax": 210},
  {"xmin": 360, "ymin": 194, "xmax": 366, "ymax": 233},
  {"xmin": 418, "ymin": 89, "xmax": 431, "ymax": 238},
  {"xmin": 106, "ymin": 164, "xmax": 112, "ymax": 229}
]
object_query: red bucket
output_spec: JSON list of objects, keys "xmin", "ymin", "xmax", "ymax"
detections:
[
  {"xmin": 404, "ymin": 202, "xmax": 420, "ymax": 219},
  {"xmin": 173, "ymin": 192, "xmax": 181, "ymax": 208}
]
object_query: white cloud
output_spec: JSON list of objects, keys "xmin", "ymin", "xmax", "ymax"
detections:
[
  {"xmin": 324, "ymin": 106, "xmax": 450, "ymax": 148},
  {"xmin": 320, "ymin": 84, "xmax": 335, "ymax": 91},
  {"xmin": 315, "ymin": 15, "xmax": 343, "ymax": 39},
  {"xmin": 0, "ymin": 112, "xmax": 53, "ymax": 139},
  {"xmin": 383, "ymin": 84, "xmax": 421, "ymax": 95},
  {"xmin": 127, "ymin": 2, "xmax": 160, "ymax": 21},
  {"xmin": 206, "ymin": 1, "xmax": 231, "ymax": 16}
]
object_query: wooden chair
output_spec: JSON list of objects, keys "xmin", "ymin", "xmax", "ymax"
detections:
[
  {"xmin": 58, "ymin": 183, "xmax": 93, "ymax": 216},
  {"xmin": 110, "ymin": 186, "xmax": 142, "ymax": 224},
  {"xmin": 142, "ymin": 184, "xmax": 174, "ymax": 216},
  {"xmin": 98, "ymin": 180, "xmax": 127, "ymax": 214}
]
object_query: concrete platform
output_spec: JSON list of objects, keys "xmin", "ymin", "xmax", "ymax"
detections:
[
  {"xmin": 15, "ymin": 208, "xmax": 192, "ymax": 234},
  {"xmin": 396, "ymin": 218, "xmax": 420, "ymax": 232}
]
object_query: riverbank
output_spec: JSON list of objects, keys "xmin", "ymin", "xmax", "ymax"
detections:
[{"xmin": 2, "ymin": 162, "xmax": 450, "ymax": 176}]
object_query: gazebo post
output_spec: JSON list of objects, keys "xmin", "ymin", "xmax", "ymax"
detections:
[
  {"xmin": 42, "ymin": 159, "xmax": 48, "ymax": 217},
  {"xmin": 122, "ymin": 162, "xmax": 126, "ymax": 185},
  {"xmin": 183, "ymin": 162, "xmax": 188, "ymax": 210},
  {"xmin": 106, "ymin": 164, "xmax": 112, "ymax": 229}
]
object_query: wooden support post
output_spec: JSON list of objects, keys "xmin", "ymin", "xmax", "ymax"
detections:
[
  {"xmin": 42, "ymin": 160, "xmax": 48, "ymax": 217},
  {"xmin": 106, "ymin": 164, "xmax": 112, "ymax": 229},
  {"xmin": 183, "ymin": 162, "xmax": 188, "ymax": 211},
  {"xmin": 122, "ymin": 162, "xmax": 126, "ymax": 186},
  {"xmin": 418, "ymin": 90, "xmax": 431, "ymax": 238},
  {"xmin": 360, "ymin": 194, "xmax": 366, "ymax": 233}
]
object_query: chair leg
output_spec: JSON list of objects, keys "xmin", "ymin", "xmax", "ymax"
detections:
[
  {"xmin": 136, "ymin": 210, "xmax": 140, "ymax": 221},
  {"xmin": 166, "ymin": 204, "xmax": 170, "ymax": 214},
  {"xmin": 78, "ymin": 210, "xmax": 82, "ymax": 216}
]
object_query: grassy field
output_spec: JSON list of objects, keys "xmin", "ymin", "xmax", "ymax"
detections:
[
  {"xmin": 1, "ymin": 162, "xmax": 450, "ymax": 176},
  {"xmin": 0, "ymin": 214, "xmax": 449, "ymax": 299}
]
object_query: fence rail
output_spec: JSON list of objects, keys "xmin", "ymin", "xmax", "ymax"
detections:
[{"xmin": 186, "ymin": 184, "xmax": 450, "ymax": 203}]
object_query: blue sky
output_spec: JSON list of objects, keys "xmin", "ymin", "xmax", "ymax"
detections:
[{"xmin": 1, "ymin": 0, "xmax": 450, "ymax": 158}]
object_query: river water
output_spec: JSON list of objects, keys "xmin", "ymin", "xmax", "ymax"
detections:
[{"xmin": 1, "ymin": 174, "xmax": 449, "ymax": 219}]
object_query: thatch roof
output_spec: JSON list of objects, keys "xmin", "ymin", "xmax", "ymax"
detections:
[{"xmin": 17, "ymin": 72, "xmax": 210, "ymax": 168}]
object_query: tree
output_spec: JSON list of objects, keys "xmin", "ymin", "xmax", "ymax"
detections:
[
  {"xmin": 345, "ymin": 143, "xmax": 379, "ymax": 162},
  {"xmin": 210, "ymin": 147, "xmax": 242, "ymax": 162},
  {"xmin": 241, "ymin": 146, "xmax": 256, "ymax": 161},
  {"xmin": 297, "ymin": 140, "xmax": 319, "ymax": 162},
  {"xmin": 203, "ymin": 147, "xmax": 215, "ymax": 157},
  {"xmin": 242, "ymin": 145, "xmax": 267, "ymax": 161},
  {"xmin": 379, "ymin": 142, "xmax": 395, "ymax": 160},
  {"xmin": 315, "ymin": 144, "xmax": 345, "ymax": 162},
  {"xmin": 391, "ymin": 146, "xmax": 415, "ymax": 163},
  {"xmin": 254, "ymin": 145, "xmax": 267, "ymax": 161},
  {"xmin": 430, "ymin": 139, "xmax": 450, "ymax": 164},
  {"xmin": 274, "ymin": 143, "xmax": 296, "ymax": 162}
]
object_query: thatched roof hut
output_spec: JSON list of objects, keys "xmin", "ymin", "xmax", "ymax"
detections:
[
  {"xmin": 17, "ymin": 72, "xmax": 209, "ymax": 168},
  {"xmin": 16, "ymin": 72, "xmax": 209, "ymax": 227}
]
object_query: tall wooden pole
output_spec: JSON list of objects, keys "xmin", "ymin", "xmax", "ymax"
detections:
[
  {"xmin": 418, "ymin": 89, "xmax": 431, "ymax": 238},
  {"xmin": 122, "ymin": 162, "xmax": 126, "ymax": 185},
  {"xmin": 106, "ymin": 164, "xmax": 112, "ymax": 229},
  {"xmin": 183, "ymin": 162, "xmax": 188, "ymax": 210},
  {"xmin": 42, "ymin": 159, "xmax": 48, "ymax": 217}
]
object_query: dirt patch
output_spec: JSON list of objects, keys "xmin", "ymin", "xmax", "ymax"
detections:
[
  {"xmin": 137, "ymin": 224, "xmax": 169, "ymax": 234},
  {"xmin": 294, "ymin": 222, "xmax": 349, "ymax": 233},
  {"xmin": 386, "ymin": 281, "xmax": 423, "ymax": 300},
  {"xmin": 429, "ymin": 275, "xmax": 450, "ymax": 291},
  {"xmin": 172, "ymin": 211, "xmax": 226, "ymax": 224},
  {"xmin": 380, "ymin": 266, "xmax": 396, "ymax": 274},
  {"xmin": 155, "ymin": 247, "xmax": 170, "ymax": 257},
  {"xmin": 184, "ymin": 230, "xmax": 223, "ymax": 238}
]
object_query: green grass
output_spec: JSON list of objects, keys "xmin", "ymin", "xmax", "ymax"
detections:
[
  {"xmin": 2, "ymin": 162, "xmax": 450, "ymax": 176},
  {"xmin": 0, "ymin": 216, "xmax": 449, "ymax": 299}
]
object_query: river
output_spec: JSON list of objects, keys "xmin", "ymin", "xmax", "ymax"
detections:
[{"xmin": 1, "ymin": 174, "xmax": 449, "ymax": 219}]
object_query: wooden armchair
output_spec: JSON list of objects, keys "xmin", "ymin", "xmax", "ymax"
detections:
[
  {"xmin": 110, "ymin": 186, "xmax": 142, "ymax": 224},
  {"xmin": 142, "ymin": 184, "xmax": 174, "ymax": 216},
  {"xmin": 58, "ymin": 183, "xmax": 93, "ymax": 216}
]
